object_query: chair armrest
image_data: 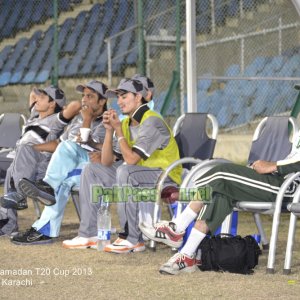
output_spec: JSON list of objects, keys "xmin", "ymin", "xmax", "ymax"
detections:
[
  {"xmin": 287, "ymin": 181, "xmax": 300, "ymax": 214},
  {"xmin": 180, "ymin": 158, "xmax": 232, "ymax": 189},
  {"xmin": 155, "ymin": 157, "xmax": 203, "ymax": 205},
  {"xmin": 287, "ymin": 203, "xmax": 300, "ymax": 213},
  {"xmin": 176, "ymin": 158, "xmax": 232, "ymax": 215}
]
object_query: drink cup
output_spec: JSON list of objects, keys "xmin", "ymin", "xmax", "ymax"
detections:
[{"xmin": 80, "ymin": 128, "xmax": 91, "ymax": 142}]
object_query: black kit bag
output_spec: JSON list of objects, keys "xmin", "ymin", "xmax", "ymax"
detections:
[{"xmin": 199, "ymin": 234, "xmax": 261, "ymax": 274}]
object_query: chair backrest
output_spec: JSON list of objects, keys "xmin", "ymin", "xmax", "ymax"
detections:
[
  {"xmin": 173, "ymin": 113, "xmax": 218, "ymax": 169},
  {"xmin": 247, "ymin": 116, "xmax": 298, "ymax": 165},
  {"xmin": 0, "ymin": 113, "xmax": 26, "ymax": 148}
]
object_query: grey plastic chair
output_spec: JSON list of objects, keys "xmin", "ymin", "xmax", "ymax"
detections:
[
  {"xmin": 149, "ymin": 113, "xmax": 219, "ymax": 250},
  {"xmin": 70, "ymin": 186, "xmax": 81, "ymax": 221},
  {"xmin": 225, "ymin": 116, "xmax": 298, "ymax": 251},
  {"xmin": 180, "ymin": 116, "xmax": 298, "ymax": 274},
  {"xmin": 0, "ymin": 113, "xmax": 26, "ymax": 181},
  {"xmin": 0, "ymin": 113, "xmax": 44, "ymax": 218}
]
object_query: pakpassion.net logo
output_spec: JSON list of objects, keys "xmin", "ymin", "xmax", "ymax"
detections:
[{"xmin": 91, "ymin": 184, "xmax": 211, "ymax": 203}]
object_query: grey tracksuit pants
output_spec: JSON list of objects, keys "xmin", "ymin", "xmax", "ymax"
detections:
[
  {"xmin": 78, "ymin": 162, "xmax": 175, "ymax": 245},
  {"xmin": 0, "ymin": 144, "xmax": 50, "ymax": 234}
]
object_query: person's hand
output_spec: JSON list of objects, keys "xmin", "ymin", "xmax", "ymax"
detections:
[
  {"xmin": 75, "ymin": 132, "xmax": 83, "ymax": 143},
  {"xmin": 80, "ymin": 105, "xmax": 93, "ymax": 120},
  {"xmin": 29, "ymin": 90, "xmax": 37, "ymax": 107},
  {"xmin": 251, "ymin": 160, "xmax": 277, "ymax": 174},
  {"xmin": 103, "ymin": 109, "xmax": 116, "ymax": 130},
  {"xmin": 108, "ymin": 110, "xmax": 121, "ymax": 130},
  {"xmin": 75, "ymin": 132, "xmax": 94, "ymax": 144},
  {"xmin": 89, "ymin": 151, "xmax": 102, "ymax": 163}
]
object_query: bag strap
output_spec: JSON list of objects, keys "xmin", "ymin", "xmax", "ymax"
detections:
[{"xmin": 214, "ymin": 233, "xmax": 242, "ymax": 239}]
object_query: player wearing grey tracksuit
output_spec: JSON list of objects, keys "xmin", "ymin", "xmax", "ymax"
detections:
[
  {"xmin": 0, "ymin": 86, "xmax": 68, "ymax": 235},
  {"xmin": 62, "ymin": 78, "xmax": 182, "ymax": 252},
  {"xmin": 9, "ymin": 81, "xmax": 108, "ymax": 245}
]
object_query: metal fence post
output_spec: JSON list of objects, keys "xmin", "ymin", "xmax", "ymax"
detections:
[
  {"xmin": 137, "ymin": 0, "xmax": 145, "ymax": 75},
  {"xmin": 52, "ymin": 0, "xmax": 59, "ymax": 87}
]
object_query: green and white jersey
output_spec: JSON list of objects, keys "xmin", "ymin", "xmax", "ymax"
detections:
[{"xmin": 277, "ymin": 131, "xmax": 300, "ymax": 175}]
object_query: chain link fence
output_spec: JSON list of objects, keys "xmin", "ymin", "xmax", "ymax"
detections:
[
  {"xmin": 195, "ymin": 0, "xmax": 300, "ymax": 132},
  {"xmin": 0, "ymin": 0, "xmax": 300, "ymax": 132},
  {"xmin": 0, "ymin": 0, "xmax": 183, "ymax": 118}
]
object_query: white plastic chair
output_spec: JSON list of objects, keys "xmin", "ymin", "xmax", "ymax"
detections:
[
  {"xmin": 222, "ymin": 116, "xmax": 299, "ymax": 252},
  {"xmin": 170, "ymin": 116, "xmax": 299, "ymax": 273},
  {"xmin": 283, "ymin": 176, "xmax": 300, "ymax": 274},
  {"xmin": 149, "ymin": 113, "xmax": 219, "ymax": 250}
]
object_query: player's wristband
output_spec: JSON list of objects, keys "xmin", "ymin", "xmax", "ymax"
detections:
[{"xmin": 118, "ymin": 136, "xmax": 126, "ymax": 143}]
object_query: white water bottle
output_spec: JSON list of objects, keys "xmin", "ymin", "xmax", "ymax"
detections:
[{"xmin": 97, "ymin": 201, "xmax": 111, "ymax": 251}]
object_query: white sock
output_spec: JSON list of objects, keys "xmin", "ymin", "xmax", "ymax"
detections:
[
  {"xmin": 173, "ymin": 205, "xmax": 197, "ymax": 233},
  {"xmin": 180, "ymin": 228, "xmax": 206, "ymax": 257}
]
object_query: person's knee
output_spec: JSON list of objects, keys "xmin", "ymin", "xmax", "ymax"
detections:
[
  {"xmin": 58, "ymin": 140, "xmax": 76, "ymax": 152},
  {"xmin": 198, "ymin": 163, "xmax": 238, "ymax": 188},
  {"xmin": 208, "ymin": 163, "xmax": 236, "ymax": 175},
  {"xmin": 81, "ymin": 162, "xmax": 94, "ymax": 177},
  {"xmin": 82, "ymin": 162, "xmax": 107, "ymax": 177},
  {"xmin": 116, "ymin": 164, "xmax": 131, "ymax": 183}
]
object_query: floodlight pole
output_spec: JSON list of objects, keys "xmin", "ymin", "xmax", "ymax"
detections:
[{"xmin": 186, "ymin": 0, "xmax": 197, "ymax": 112}]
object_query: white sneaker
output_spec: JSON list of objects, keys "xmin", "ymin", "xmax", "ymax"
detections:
[
  {"xmin": 104, "ymin": 238, "xmax": 145, "ymax": 254},
  {"xmin": 139, "ymin": 221, "xmax": 184, "ymax": 248},
  {"xmin": 62, "ymin": 236, "xmax": 98, "ymax": 249},
  {"xmin": 159, "ymin": 252, "xmax": 197, "ymax": 275}
]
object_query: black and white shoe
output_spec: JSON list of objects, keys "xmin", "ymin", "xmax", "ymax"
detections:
[
  {"xmin": 0, "ymin": 190, "xmax": 28, "ymax": 210},
  {"xmin": 0, "ymin": 219, "xmax": 18, "ymax": 238},
  {"xmin": 18, "ymin": 178, "xmax": 56, "ymax": 206},
  {"xmin": 139, "ymin": 221, "xmax": 184, "ymax": 248},
  {"xmin": 0, "ymin": 218, "xmax": 9, "ymax": 228},
  {"xmin": 11, "ymin": 227, "xmax": 52, "ymax": 245}
]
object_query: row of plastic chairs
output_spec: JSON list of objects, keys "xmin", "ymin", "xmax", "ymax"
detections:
[{"xmin": 5, "ymin": 111, "xmax": 299, "ymax": 273}]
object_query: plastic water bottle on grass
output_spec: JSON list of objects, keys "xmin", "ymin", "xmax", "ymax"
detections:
[{"xmin": 97, "ymin": 201, "xmax": 111, "ymax": 251}]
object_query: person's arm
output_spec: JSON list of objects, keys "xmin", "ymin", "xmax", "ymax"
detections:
[
  {"xmin": 110, "ymin": 112, "xmax": 141, "ymax": 165},
  {"xmin": 29, "ymin": 91, "xmax": 37, "ymax": 109},
  {"xmin": 114, "ymin": 126, "xmax": 141, "ymax": 165},
  {"xmin": 253, "ymin": 158, "xmax": 300, "ymax": 175},
  {"xmin": 101, "ymin": 111, "xmax": 117, "ymax": 166},
  {"xmin": 276, "ymin": 159, "xmax": 300, "ymax": 175},
  {"xmin": 61, "ymin": 101, "xmax": 82, "ymax": 121},
  {"xmin": 88, "ymin": 151, "xmax": 102, "ymax": 164},
  {"xmin": 32, "ymin": 139, "xmax": 59, "ymax": 153}
]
